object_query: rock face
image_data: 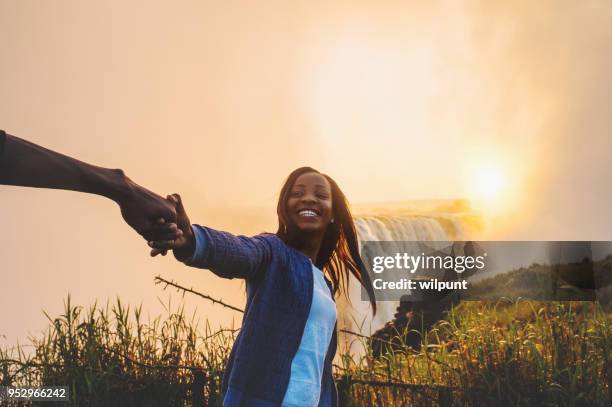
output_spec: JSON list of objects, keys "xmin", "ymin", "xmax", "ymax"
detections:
[
  {"xmin": 370, "ymin": 241, "xmax": 481, "ymax": 358},
  {"xmin": 370, "ymin": 293, "xmax": 460, "ymax": 357}
]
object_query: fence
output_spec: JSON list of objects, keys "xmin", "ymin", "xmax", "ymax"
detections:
[{"xmin": 186, "ymin": 369, "xmax": 454, "ymax": 407}]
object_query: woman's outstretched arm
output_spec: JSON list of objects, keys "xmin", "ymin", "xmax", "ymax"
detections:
[
  {"xmin": 0, "ymin": 130, "xmax": 177, "ymax": 241},
  {"xmin": 149, "ymin": 194, "xmax": 272, "ymax": 281}
]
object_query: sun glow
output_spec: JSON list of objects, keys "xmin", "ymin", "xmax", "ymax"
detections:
[
  {"xmin": 464, "ymin": 156, "xmax": 516, "ymax": 216},
  {"xmin": 474, "ymin": 165, "xmax": 506, "ymax": 201}
]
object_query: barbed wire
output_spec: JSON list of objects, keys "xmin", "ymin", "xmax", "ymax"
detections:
[{"xmin": 154, "ymin": 275, "xmax": 245, "ymax": 313}]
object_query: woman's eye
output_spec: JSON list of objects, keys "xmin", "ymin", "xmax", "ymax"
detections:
[
  {"xmin": 317, "ymin": 194, "xmax": 329, "ymax": 199},
  {"xmin": 291, "ymin": 191, "xmax": 302, "ymax": 197}
]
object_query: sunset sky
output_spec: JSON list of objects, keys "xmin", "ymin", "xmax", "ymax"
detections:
[{"xmin": 2, "ymin": 0, "xmax": 612, "ymax": 346}]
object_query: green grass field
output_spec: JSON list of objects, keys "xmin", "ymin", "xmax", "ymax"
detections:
[{"xmin": 1, "ymin": 296, "xmax": 610, "ymax": 406}]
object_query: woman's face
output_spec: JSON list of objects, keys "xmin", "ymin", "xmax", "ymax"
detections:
[{"xmin": 286, "ymin": 172, "xmax": 333, "ymax": 235}]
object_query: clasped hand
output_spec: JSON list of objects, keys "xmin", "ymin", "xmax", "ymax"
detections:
[{"xmin": 147, "ymin": 194, "xmax": 195, "ymax": 258}]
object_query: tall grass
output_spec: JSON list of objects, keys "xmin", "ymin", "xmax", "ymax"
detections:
[
  {"xmin": 1, "ymin": 297, "xmax": 610, "ymax": 406},
  {"xmin": 1, "ymin": 295, "xmax": 236, "ymax": 406},
  {"xmin": 338, "ymin": 300, "xmax": 610, "ymax": 406}
]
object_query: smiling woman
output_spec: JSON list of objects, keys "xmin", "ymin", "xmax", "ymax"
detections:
[
  {"xmin": 284, "ymin": 172, "xmax": 334, "ymax": 239},
  {"xmin": 147, "ymin": 166, "xmax": 377, "ymax": 407}
]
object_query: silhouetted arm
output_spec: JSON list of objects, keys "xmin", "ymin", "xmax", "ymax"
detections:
[{"xmin": 0, "ymin": 130, "xmax": 177, "ymax": 240}]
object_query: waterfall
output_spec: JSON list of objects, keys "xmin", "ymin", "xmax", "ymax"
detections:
[
  {"xmin": 355, "ymin": 215, "xmax": 465, "ymax": 241},
  {"xmin": 336, "ymin": 213, "xmax": 470, "ymax": 358}
]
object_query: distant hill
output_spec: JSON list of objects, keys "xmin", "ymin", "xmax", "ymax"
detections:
[{"xmin": 466, "ymin": 255, "xmax": 612, "ymax": 302}]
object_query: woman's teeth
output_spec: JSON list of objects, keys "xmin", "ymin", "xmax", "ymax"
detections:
[{"xmin": 299, "ymin": 210, "xmax": 318, "ymax": 217}]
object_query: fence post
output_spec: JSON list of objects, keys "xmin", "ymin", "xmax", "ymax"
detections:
[
  {"xmin": 336, "ymin": 375, "xmax": 351, "ymax": 406},
  {"xmin": 192, "ymin": 369, "xmax": 205, "ymax": 407},
  {"xmin": 208, "ymin": 372, "xmax": 218, "ymax": 406},
  {"xmin": 438, "ymin": 387, "xmax": 452, "ymax": 407}
]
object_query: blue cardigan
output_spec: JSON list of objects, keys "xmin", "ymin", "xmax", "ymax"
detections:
[
  {"xmin": 175, "ymin": 224, "xmax": 339, "ymax": 406},
  {"xmin": 0, "ymin": 130, "xmax": 5, "ymax": 156}
]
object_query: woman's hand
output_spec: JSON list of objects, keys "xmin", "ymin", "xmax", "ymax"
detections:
[{"xmin": 148, "ymin": 193, "xmax": 195, "ymax": 258}]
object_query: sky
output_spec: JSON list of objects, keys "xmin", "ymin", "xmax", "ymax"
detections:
[{"xmin": 1, "ymin": 0, "xmax": 612, "ymax": 347}]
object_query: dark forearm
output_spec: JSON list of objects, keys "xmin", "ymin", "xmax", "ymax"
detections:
[{"xmin": 0, "ymin": 132, "xmax": 132, "ymax": 202}]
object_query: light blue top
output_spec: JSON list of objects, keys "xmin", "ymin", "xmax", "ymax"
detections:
[{"xmin": 281, "ymin": 263, "xmax": 337, "ymax": 407}]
